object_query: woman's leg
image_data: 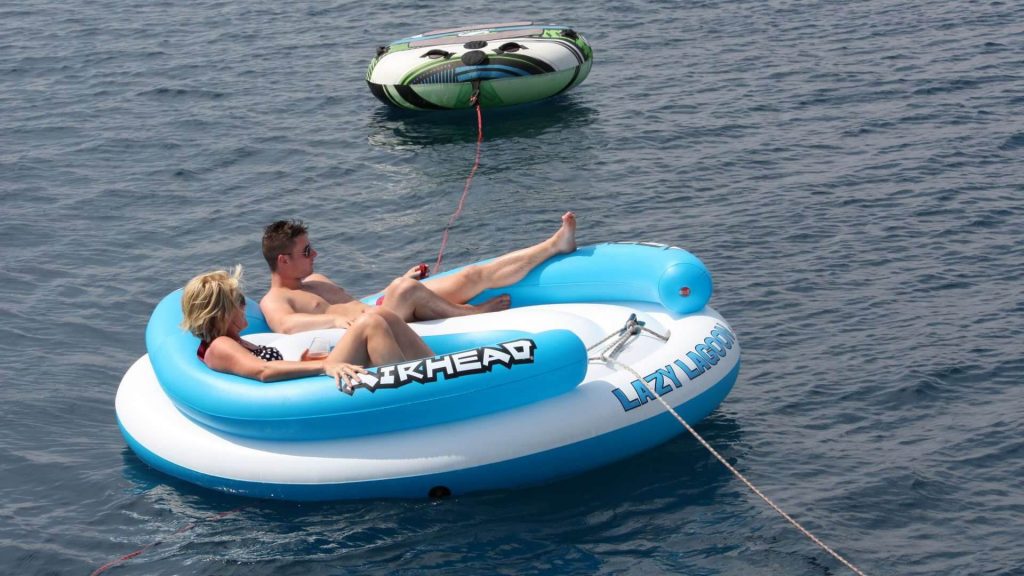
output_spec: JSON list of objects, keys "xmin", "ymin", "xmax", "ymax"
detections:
[
  {"xmin": 329, "ymin": 312, "xmax": 405, "ymax": 366},
  {"xmin": 371, "ymin": 308, "xmax": 434, "ymax": 359}
]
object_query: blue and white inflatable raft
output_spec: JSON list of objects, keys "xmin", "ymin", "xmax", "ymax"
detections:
[{"xmin": 115, "ymin": 243, "xmax": 741, "ymax": 500}]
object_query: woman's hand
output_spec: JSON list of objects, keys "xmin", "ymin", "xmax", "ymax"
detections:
[{"xmin": 323, "ymin": 359, "xmax": 368, "ymax": 393}]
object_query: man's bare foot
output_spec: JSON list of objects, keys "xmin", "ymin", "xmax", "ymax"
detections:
[
  {"xmin": 550, "ymin": 211, "xmax": 577, "ymax": 254},
  {"xmin": 476, "ymin": 293, "xmax": 511, "ymax": 313}
]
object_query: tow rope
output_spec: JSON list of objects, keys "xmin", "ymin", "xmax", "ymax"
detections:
[
  {"xmin": 90, "ymin": 508, "xmax": 242, "ymax": 575},
  {"xmin": 589, "ymin": 316, "xmax": 869, "ymax": 576},
  {"xmin": 433, "ymin": 82, "xmax": 483, "ymax": 274}
]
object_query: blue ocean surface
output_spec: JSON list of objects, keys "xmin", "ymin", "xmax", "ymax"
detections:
[{"xmin": 2, "ymin": 0, "xmax": 1023, "ymax": 574}]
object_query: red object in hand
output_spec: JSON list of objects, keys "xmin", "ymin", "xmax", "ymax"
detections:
[{"xmin": 417, "ymin": 263, "xmax": 429, "ymax": 279}]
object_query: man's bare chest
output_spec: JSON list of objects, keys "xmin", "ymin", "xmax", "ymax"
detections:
[{"xmin": 299, "ymin": 281, "xmax": 351, "ymax": 306}]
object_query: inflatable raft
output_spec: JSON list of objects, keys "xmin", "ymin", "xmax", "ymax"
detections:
[
  {"xmin": 116, "ymin": 243, "xmax": 741, "ymax": 501},
  {"xmin": 366, "ymin": 22, "xmax": 593, "ymax": 110}
]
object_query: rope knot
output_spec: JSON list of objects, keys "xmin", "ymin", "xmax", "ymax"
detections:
[
  {"xmin": 469, "ymin": 79, "xmax": 481, "ymax": 106},
  {"xmin": 620, "ymin": 313, "xmax": 645, "ymax": 336}
]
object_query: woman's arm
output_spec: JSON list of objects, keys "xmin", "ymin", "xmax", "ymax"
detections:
[
  {"xmin": 204, "ymin": 337, "xmax": 324, "ymax": 382},
  {"xmin": 323, "ymin": 358, "xmax": 369, "ymax": 392},
  {"xmin": 204, "ymin": 336, "xmax": 368, "ymax": 388}
]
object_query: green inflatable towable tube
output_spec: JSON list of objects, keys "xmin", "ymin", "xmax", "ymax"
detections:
[{"xmin": 366, "ymin": 22, "xmax": 593, "ymax": 110}]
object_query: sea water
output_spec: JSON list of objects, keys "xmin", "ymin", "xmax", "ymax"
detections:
[{"xmin": 2, "ymin": 1, "xmax": 1022, "ymax": 574}]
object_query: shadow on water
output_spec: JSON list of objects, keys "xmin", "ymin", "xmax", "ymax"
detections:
[
  {"xmin": 545, "ymin": 411, "xmax": 740, "ymax": 503},
  {"xmin": 106, "ymin": 415, "xmax": 745, "ymax": 570},
  {"xmin": 118, "ymin": 411, "xmax": 742, "ymax": 516},
  {"xmin": 366, "ymin": 94, "xmax": 599, "ymax": 149}
]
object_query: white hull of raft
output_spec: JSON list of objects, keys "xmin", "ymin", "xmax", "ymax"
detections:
[
  {"xmin": 116, "ymin": 243, "xmax": 740, "ymax": 500},
  {"xmin": 117, "ymin": 302, "xmax": 739, "ymax": 500}
]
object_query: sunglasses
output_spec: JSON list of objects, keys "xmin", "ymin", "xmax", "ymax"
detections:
[
  {"xmin": 236, "ymin": 292, "xmax": 247, "ymax": 307},
  {"xmin": 283, "ymin": 243, "xmax": 312, "ymax": 258}
]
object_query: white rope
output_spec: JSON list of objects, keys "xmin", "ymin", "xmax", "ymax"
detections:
[
  {"xmin": 585, "ymin": 313, "xmax": 671, "ymax": 359},
  {"xmin": 590, "ymin": 320, "xmax": 868, "ymax": 576}
]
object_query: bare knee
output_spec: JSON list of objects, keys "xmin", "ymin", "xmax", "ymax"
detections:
[
  {"xmin": 369, "ymin": 307, "xmax": 403, "ymax": 324},
  {"xmin": 456, "ymin": 265, "xmax": 486, "ymax": 288},
  {"xmin": 351, "ymin": 310, "xmax": 389, "ymax": 335},
  {"xmin": 385, "ymin": 276, "xmax": 421, "ymax": 299}
]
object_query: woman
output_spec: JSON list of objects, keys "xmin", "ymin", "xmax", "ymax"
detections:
[{"xmin": 181, "ymin": 266, "xmax": 433, "ymax": 390}]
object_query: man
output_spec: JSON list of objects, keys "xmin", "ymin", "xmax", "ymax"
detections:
[{"xmin": 259, "ymin": 212, "xmax": 577, "ymax": 334}]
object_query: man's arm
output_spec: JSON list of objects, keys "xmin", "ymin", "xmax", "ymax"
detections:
[
  {"xmin": 260, "ymin": 293, "xmax": 347, "ymax": 334},
  {"xmin": 402, "ymin": 264, "xmax": 430, "ymax": 280},
  {"xmin": 270, "ymin": 311, "xmax": 348, "ymax": 334}
]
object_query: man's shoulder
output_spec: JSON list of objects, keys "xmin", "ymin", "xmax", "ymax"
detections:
[
  {"xmin": 261, "ymin": 285, "xmax": 292, "ymax": 300},
  {"xmin": 261, "ymin": 279, "xmax": 340, "ymax": 307},
  {"xmin": 302, "ymin": 275, "xmax": 350, "ymax": 301},
  {"xmin": 303, "ymin": 273, "xmax": 336, "ymax": 285},
  {"xmin": 260, "ymin": 286, "xmax": 301, "ymax": 311}
]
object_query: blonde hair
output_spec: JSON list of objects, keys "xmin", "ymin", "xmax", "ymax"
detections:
[{"xmin": 181, "ymin": 265, "xmax": 245, "ymax": 342}]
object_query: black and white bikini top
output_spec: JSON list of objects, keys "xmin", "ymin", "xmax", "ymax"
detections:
[
  {"xmin": 247, "ymin": 343, "xmax": 284, "ymax": 362},
  {"xmin": 197, "ymin": 340, "xmax": 283, "ymax": 362}
]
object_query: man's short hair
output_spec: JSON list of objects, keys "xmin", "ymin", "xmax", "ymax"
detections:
[{"xmin": 262, "ymin": 219, "xmax": 308, "ymax": 271}]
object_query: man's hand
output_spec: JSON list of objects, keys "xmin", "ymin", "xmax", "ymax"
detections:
[{"xmin": 403, "ymin": 263, "xmax": 430, "ymax": 280}]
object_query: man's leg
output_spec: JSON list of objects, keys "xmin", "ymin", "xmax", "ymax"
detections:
[
  {"xmin": 424, "ymin": 211, "xmax": 577, "ymax": 304},
  {"xmin": 379, "ymin": 277, "xmax": 507, "ymax": 322}
]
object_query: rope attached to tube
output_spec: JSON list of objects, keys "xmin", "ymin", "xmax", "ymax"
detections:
[{"xmin": 434, "ymin": 84, "xmax": 484, "ymax": 274}]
